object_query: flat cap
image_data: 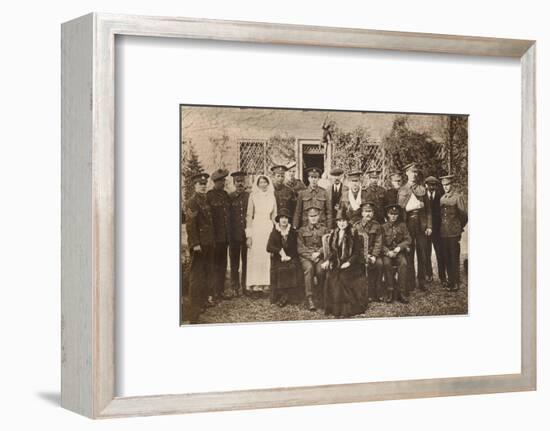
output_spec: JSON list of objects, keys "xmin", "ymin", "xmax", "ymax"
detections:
[
  {"xmin": 330, "ymin": 167, "xmax": 344, "ymax": 176},
  {"xmin": 389, "ymin": 171, "xmax": 402, "ymax": 180},
  {"xmin": 211, "ymin": 168, "xmax": 229, "ymax": 182},
  {"xmin": 230, "ymin": 170, "xmax": 247, "ymax": 177},
  {"xmin": 347, "ymin": 171, "xmax": 363, "ymax": 179},
  {"xmin": 425, "ymin": 176, "xmax": 439, "ymax": 184},
  {"xmin": 366, "ymin": 168, "xmax": 382, "ymax": 177}
]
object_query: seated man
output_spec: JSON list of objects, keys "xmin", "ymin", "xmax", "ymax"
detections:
[
  {"xmin": 297, "ymin": 206, "xmax": 329, "ymax": 311},
  {"xmin": 353, "ymin": 202, "xmax": 384, "ymax": 302},
  {"xmin": 381, "ymin": 204, "xmax": 412, "ymax": 303}
]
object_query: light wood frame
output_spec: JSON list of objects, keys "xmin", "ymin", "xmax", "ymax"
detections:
[{"xmin": 61, "ymin": 13, "xmax": 537, "ymax": 419}]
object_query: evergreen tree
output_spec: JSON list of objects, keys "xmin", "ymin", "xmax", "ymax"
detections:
[{"xmin": 181, "ymin": 141, "xmax": 204, "ymax": 205}]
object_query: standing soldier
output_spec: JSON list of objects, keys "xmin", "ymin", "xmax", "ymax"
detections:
[
  {"xmin": 271, "ymin": 165, "xmax": 297, "ymax": 218},
  {"xmin": 328, "ymin": 167, "xmax": 346, "ymax": 226},
  {"xmin": 364, "ymin": 168, "xmax": 388, "ymax": 224},
  {"xmin": 339, "ymin": 171, "xmax": 367, "ymax": 225},
  {"xmin": 398, "ymin": 162, "xmax": 432, "ymax": 292},
  {"xmin": 228, "ymin": 171, "xmax": 249, "ymax": 297},
  {"xmin": 293, "ymin": 167, "xmax": 332, "ymax": 229},
  {"xmin": 381, "ymin": 204, "xmax": 412, "ymax": 303},
  {"xmin": 353, "ymin": 202, "xmax": 384, "ymax": 302},
  {"xmin": 284, "ymin": 162, "xmax": 306, "ymax": 194},
  {"xmin": 186, "ymin": 173, "xmax": 215, "ymax": 323},
  {"xmin": 385, "ymin": 171, "xmax": 403, "ymax": 206},
  {"xmin": 207, "ymin": 169, "xmax": 230, "ymax": 301},
  {"xmin": 439, "ymin": 175, "xmax": 468, "ymax": 292},
  {"xmin": 297, "ymin": 206, "xmax": 329, "ymax": 311},
  {"xmin": 424, "ymin": 176, "xmax": 446, "ymax": 285}
]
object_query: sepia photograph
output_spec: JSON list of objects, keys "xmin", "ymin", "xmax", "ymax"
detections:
[{"xmin": 180, "ymin": 105, "xmax": 468, "ymax": 325}]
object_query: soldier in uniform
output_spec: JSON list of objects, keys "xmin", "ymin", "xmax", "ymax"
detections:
[
  {"xmin": 381, "ymin": 204, "xmax": 412, "ymax": 303},
  {"xmin": 297, "ymin": 206, "xmax": 330, "ymax": 311},
  {"xmin": 385, "ymin": 171, "xmax": 403, "ymax": 206},
  {"xmin": 398, "ymin": 162, "xmax": 432, "ymax": 291},
  {"xmin": 339, "ymin": 171, "xmax": 367, "ymax": 225},
  {"xmin": 228, "ymin": 171, "xmax": 249, "ymax": 297},
  {"xmin": 271, "ymin": 164, "xmax": 297, "ymax": 218},
  {"xmin": 185, "ymin": 173, "xmax": 215, "ymax": 323},
  {"xmin": 206, "ymin": 169, "xmax": 230, "ymax": 301},
  {"xmin": 424, "ymin": 176, "xmax": 446, "ymax": 285},
  {"xmin": 284, "ymin": 162, "xmax": 307, "ymax": 194},
  {"xmin": 293, "ymin": 167, "xmax": 332, "ymax": 229},
  {"xmin": 353, "ymin": 202, "xmax": 384, "ymax": 302},
  {"xmin": 364, "ymin": 169, "xmax": 388, "ymax": 224},
  {"xmin": 439, "ymin": 175, "xmax": 468, "ymax": 291},
  {"xmin": 328, "ymin": 167, "xmax": 346, "ymax": 226}
]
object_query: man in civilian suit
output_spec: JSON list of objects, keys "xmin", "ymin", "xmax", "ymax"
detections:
[
  {"xmin": 424, "ymin": 176, "xmax": 446, "ymax": 285},
  {"xmin": 328, "ymin": 167, "xmax": 346, "ymax": 227}
]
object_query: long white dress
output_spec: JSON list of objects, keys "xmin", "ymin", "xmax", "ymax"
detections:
[{"xmin": 245, "ymin": 183, "xmax": 276, "ymax": 289}]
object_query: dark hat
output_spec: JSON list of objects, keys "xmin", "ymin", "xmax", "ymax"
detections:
[
  {"xmin": 440, "ymin": 174, "xmax": 455, "ymax": 185},
  {"xmin": 330, "ymin": 167, "xmax": 344, "ymax": 176},
  {"xmin": 270, "ymin": 165, "xmax": 288, "ymax": 174},
  {"xmin": 361, "ymin": 201, "xmax": 376, "ymax": 211},
  {"xmin": 191, "ymin": 172, "xmax": 209, "ymax": 184},
  {"xmin": 385, "ymin": 204, "xmax": 402, "ymax": 215},
  {"xmin": 211, "ymin": 168, "xmax": 229, "ymax": 182},
  {"xmin": 306, "ymin": 167, "xmax": 323, "ymax": 177},
  {"xmin": 306, "ymin": 206, "xmax": 321, "ymax": 216},
  {"xmin": 366, "ymin": 168, "xmax": 382, "ymax": 177},
  {"xmin": 275, "ymin": 208, "xmax": 291, "ymax": 223},
  {"xmin": 230, "ymin": 170, "xmax": 247, "ymax": 178},
  {"xmin": 347, "ymin": 171, "xmax": 363, "ymax": 180},
  {"xmin": 335, "ymin": 207, "xmax": 349, "ymax": 221},
  {"xmin": 286, "ymin": 162, "xmax": 297, "ymax": 170},
  {"xmin": 425, "ymin": 176, "xmax": 439, "ymax": 184}
]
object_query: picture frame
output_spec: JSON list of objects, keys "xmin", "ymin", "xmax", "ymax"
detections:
[{"xmin": 61, "ymin": 12, "xmax": 536, "ymax": 419}]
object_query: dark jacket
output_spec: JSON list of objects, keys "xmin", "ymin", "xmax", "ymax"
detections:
[
  {"xmin": 364, "ymin": 184, "xmax": 388, "ymax": 224},
  {"xmin": 381, "ymin": 220, "xmax": 412, "ymax": 256},
  {"xmin": 426, "ymin": 188, "xmax": 443, "ymax": 235},
  {"xmin": 186, "ymin": 192, "xmax": 215, "ymax": 248},
  {"xmin": 206, "ymin": 188, "xmax": 230, "ymax": 243},
  {"xmin": 297, "ymin": 223, "xmax": 329, "ymax": 261},
  {"xmin": 293, "ymin": 186, "xmax": 332, "ymax": 229},
  {"xmin": 266, "ymin": 225, "xmax": 299, "ymax": 261},
  {"xmin": 440, "ymin": 190, "xmax": 468, "ymax": 237},
  {"xmin": 326, "ymin": 226, "xmax": 364, "ymax": 276},
  {"xmin": 273, "ymin": 183, "xmax": 296, "ymax": 219},
  {"xmin": 353, "ymin": 219, "xmax": 383, "ymax": 258},
  {"xmin": 228, "ymin": 190, "xmax": 249, "ymax": 243}
]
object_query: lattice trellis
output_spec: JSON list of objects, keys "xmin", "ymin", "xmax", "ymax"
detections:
[
  {"xmin": 360, "ymin": 144, "xmax": 384, "ymax": 172},
  {"xmin": 238, "ymin": 140, "xmax": 267, "ymax": 175}
]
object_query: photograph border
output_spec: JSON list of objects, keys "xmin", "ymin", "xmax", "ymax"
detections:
[{"xmin": 61, "ymin": 12, "xmax": 536, "ymax": 419}]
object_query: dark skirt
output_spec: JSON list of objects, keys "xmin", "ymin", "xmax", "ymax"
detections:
[
  {"xmin": 324, "ymin": 266, "xmax": 367, "ymax": 318},
  {"xmin": 270, "ymin": 258, "xmax": 304, "ymax": 304}
]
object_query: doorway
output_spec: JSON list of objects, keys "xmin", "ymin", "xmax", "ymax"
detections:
[{"xmin": 302, "ymin": 153, "xmax": 324, "ymax": 186}]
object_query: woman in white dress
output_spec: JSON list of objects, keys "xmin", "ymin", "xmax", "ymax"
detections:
[{"xmin": 245, "ymin": 175, "xmax": 277, "ymax": 294}]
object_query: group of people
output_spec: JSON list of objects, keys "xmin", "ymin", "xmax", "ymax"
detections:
[{"xmin": 184, "ymin": 161, "xmax": 467, "ymax": 323}]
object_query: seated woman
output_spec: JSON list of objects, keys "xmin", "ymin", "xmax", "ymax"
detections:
[
  {"xmin": 266, "ymin": 208, "xmax": 301, "ymax": 307},
  {"xmin": 323, "ymin": 208, "xmax": 367, "ymax": 318}
]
